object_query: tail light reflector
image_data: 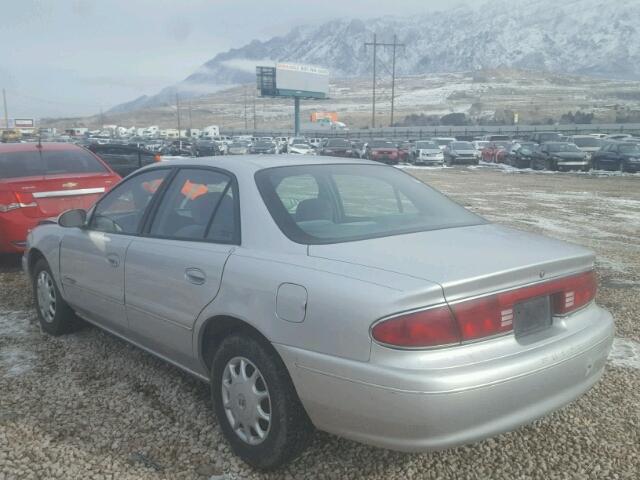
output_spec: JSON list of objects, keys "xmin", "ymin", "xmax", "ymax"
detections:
[
  {"xmin": 372, "ymin": 271, "xmax": 597, "ymax": 348},
  {"xmin": 371, "ymin": 306, "xmax": 460, "ymax": 348},
  {"xmin": 0, "ymin": 191, "xmax": 37, "ymax": 213}
]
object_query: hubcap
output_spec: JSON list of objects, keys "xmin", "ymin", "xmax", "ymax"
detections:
[
  {"xmin": 36, "ymin": 270, "xmax": 56, "ymax": 323},
  {"xmin": 221, "ymin": 356, "xmax": 271, "ymax": 445}
]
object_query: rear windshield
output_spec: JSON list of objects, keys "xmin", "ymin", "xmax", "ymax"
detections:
[
  {"xmin": 255, "ymin": 164, "xmax": 485, "ymax": 244},
  {"xmin": 450, "ymin": 142, "xmax": 473, "ymax": 149},
  {"xmin": 0, "ymin": 148, "xmax": 108, "ymax": 179},
  {"xmin": 325, "ymin": 139, "xmax": 351, "ymax": 148},
  {"xmin": 368, "ymin": 140, "xmax": 395, "ymax": 148},
  {"xmin": 572, "ymin": 137, "xmax": 601, "ymax": 147},
  {"xmin": 416, "ymin": 141, "xmax": 437, "ymax": 149}
]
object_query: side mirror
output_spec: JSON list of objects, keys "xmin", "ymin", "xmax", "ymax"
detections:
[{"xmin": 58, "ymin": 209, "xmax": 87, "ymax": 228}]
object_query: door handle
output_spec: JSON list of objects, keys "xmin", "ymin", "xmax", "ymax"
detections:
[
  {"xmin": 106, "ymin": 254, "xmax": 120, "ymax": 268},
  {"xmin": 185, "ymin": 267, "xmax": 206, "ymax": 285}
]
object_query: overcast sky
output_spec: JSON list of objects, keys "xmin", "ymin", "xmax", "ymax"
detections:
[{"xmin": 0, "ymin": 0, "xmax": 469, "ymax": 118}]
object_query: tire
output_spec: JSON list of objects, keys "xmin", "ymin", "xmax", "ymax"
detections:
[
  {"xmin": 211, "ymin": 333, "xmax": 313, "ymax": 470},
  {"xmin": 32, "ymin": 258, "xmax": 78, "ymax": 336}
]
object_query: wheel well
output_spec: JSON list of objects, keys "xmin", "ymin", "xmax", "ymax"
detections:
[
  {"xmin": 28, "ymin": 248, "xmax": 46, "ymax": 276},
  {"xmin": 200, "ymin": 315, "xmax": 273, "ymax": 372}
]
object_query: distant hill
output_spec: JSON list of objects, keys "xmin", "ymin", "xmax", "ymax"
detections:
[{"xmin": 108, "ymin": 0, "xmax": 640, "ymax": 114}]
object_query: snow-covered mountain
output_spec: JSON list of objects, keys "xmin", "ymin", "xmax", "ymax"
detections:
[{"xmin": 109, "ymin": 0, "xmax": 640, "ymax": 113}]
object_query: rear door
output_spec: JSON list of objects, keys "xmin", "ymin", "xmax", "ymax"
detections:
[
  {"xmin": 124, "ymin": 167, "xmax": 239, "ymax": 368},
  {"xmin": 59, "ymin": 168, "xmax": 170, "ymax": 334}
]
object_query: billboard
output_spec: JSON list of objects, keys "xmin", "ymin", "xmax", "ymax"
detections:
[
  {"xmin": 310, "ymin": 111, "xmax": 338, "ymax": 122},
  {"xmin": 14, "ymin": 118, "xmax": 34, "ymax": 128},
  {"xmin": 257, "ymin": 63, "xmax": 329, "ymax": 99}
]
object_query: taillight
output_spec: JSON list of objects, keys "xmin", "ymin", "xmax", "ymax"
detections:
[
  {"xmin": 0, "ymin": 191, "xmax": 37, "ymax": 213},
  {"xmin": 372, "ymin": 270, "xmax": 597, "ymax": 348},
  {"xmin": 371, "ymin": 306, "xmax": 460, "ymax": 348}
]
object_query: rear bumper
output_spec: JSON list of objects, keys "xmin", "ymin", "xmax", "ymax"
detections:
[
  {"xmin": 276, "ymin": 304, "xmax": 614, "ymax": 452},
  {"xmin": 0, "ymin": 212, "xmax": 34, "ymax": 253}
]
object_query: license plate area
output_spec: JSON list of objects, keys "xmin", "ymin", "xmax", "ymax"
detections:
[{"xmin": 514, "ymin": 295, "xmax": 552, "ymax": 338}]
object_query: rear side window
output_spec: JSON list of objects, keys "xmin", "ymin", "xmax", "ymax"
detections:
[
  {"xmin": 149, "ymin": 169, "xmax": 238, "ymax": 243},
  {"xmin": 0, "ymin": 149, "xmax": 108, "ymax": 178}
]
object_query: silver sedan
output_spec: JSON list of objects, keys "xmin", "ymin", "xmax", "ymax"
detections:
[{"xmin": 23, "ymin": 155, "xmax": 614, "ymax": 470}]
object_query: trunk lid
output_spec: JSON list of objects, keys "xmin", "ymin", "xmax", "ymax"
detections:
[
  {"xmin": 308, "ymin": 224, "xmax": 594, "ymax": 302},
  {"xmin": 2, "ymin": 173, "xmax": 117, "ymax": 218}
]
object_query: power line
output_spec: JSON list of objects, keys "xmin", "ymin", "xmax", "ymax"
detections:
[{"xmin": 364, "ymin": 34, "xmax": 405, "ymax": 128}]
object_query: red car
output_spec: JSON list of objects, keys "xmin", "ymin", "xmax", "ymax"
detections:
[
  {"xmin": 0, "ymin": 142, "xmax": 120, "ymax": 253},
  {"xmin": 481, "ymin": 141, "xmax": 511, "ymax": 162},
  {"xmin": 365, "ymin": 140, "xmax": 400, "ymax": 164}
]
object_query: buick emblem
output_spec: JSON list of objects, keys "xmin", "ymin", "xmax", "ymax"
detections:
[{"xmin": 62, "ymin": 182, "xmax": 78, "ymax": 188}]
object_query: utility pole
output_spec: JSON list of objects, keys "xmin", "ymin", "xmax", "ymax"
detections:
[
  {"xmin": 2, "ymin": 89, "xmax": 8, "ymax": 130},
  {"xmin": 176, "ymin": 92, "xmax": 182, "ymax": 149},
  {"xmin": 253, "ymin": 94, "xmax": 257, "ymax": 130},
  {"xmin": 243, "ymin": 86, "xmax": 248, "ymax": 130},
  {"xmin": 188, "ymin": 100, "xmax": 193, "ymax": 136},
  {"xmin": 364, "ymin": 34, "xmax": 405, "ymax": 128},
  {"xmin": 391, "ymin": 34, "xmax": 397, "ymax": 126}
]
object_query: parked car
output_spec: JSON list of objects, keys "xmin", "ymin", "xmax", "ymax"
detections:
[
  {"xmin": 481, "ymin": 141, "xmax": 511, "ymax": 162},
  {"xmin": 365, "ymin": 140, "xmax": 400, "ymax": 164},
  {"xmin": 569, "ymin": 136, "xmax": 602, "ymax": 160},
  {"xmin": 432, "ymin": 137, "xmax": 456, "ymax": 150},
  {"xmin": 318, "ymin": 138, "xmax": 355, "ymax": 157},
  {"xmin": 161, "ymin": 140, "xmax": 196, "ymax": 157},
  {"xmin": 227, "ymin": 142, "xmax": 251, "ymax": 155},
  {"xmin": 308, "ymin": 138, "xmax": 322, "ymax": 149},
  {"xmin": 530, "ymin": 132, "xmax": 563, "ymax": 144},
  {"xmin": 249, "ymin": 141, "xmax": 277, "ymax": 155},
  {"xmin": 288, "ymin": 143, "xmax": 315, "ymax": 155},
  {"xmin": 195, "ymin": 140, "xmax": 222, "ymax": 157},
  {"xmin": 287, "ymin": 137, "xmax": 307, "ymax": 152},
  {"xmin": 88, "ymin": 143, "xmax": 159, "ymax": 177},
  {"xmin": 411, "ymin": 140, "xmax": 444, "ymax": 165},
  {"xmin": 531, "ymin": 142, "xmax": 589, "ymax": 171},
  {"xmin": 397, "ymin": 142, "xmax": 412, "ymax": 163},
  {"xmin": 0, "ymin": 142, "xmax": 119, "ymax": 253},
  {"xmin": 472, "ymin": 140, "xmax": 489, "ymax": 159},
  {"xmin": 24, "ymin": 156, "xmax": 614, "ymax": 470},
  {"xmin": 505, "ymin": 142, "xmax": 538, "ymax": 168},
  {"xmin": 350, "ymin": 140, "xmax": 366, "ymax": 159},
  {"xmin": 444, "ymin": 141, "xmax": 478, "ymax": 165},
  {"xmin": 591, "ymin": 141, "xmax": 640, "ymax": 172}
]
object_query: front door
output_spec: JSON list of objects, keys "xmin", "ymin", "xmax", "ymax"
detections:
[
  {"xmin": 124, "ymin": 167, "xmax": 239, "ymax": 369},
  {"xmin": 59, "ymin": 168, "xmax": 171, "ymax": 334}
]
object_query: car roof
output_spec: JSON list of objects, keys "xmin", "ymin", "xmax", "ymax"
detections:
[
  {"xmin": 0, "ymin": 142, "xmax": 85, "ymax": 153},
  {"xmin": 154, "ymin": 154, "xmax": 374, "ymax": 174}
]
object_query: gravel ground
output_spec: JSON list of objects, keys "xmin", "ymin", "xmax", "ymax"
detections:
[{"xmin": 1, "ymin": 165, "xmax": 639, "ymax": 480}]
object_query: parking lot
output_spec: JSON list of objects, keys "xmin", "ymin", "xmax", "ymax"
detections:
[{"xmin": 1, "ymin": 164, "xmax": 639, "ymax": 480}]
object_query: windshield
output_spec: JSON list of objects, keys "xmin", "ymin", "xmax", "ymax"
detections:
[
  {"xmin": 326, "ymin": 139, "xmax": 351, "ymax": 148},
  {"xmin": 434, "ymin": 139, "xmax": 454, "ymax": 146},
  {"xmin": 547, "ymin": 143, "xmax": 582, "ymax": 153},
  {"xmin": 450, "ymin": 142, "xmax": 473, "ymax": 150},
  {"xmin": 572, "ymin": 137, "xmax": 601, "ymax": 147},
  {"xmin": 416, "ymin": 141, "xmax": 438, "ymax": 149},
  {"xmin": 255, "ymin": 164, "xmax": 485, "ymax": 245},
  {"xmin": 619, "ymin": 144, "xmax": 640, "ymax": 154},
  {"xmin": 369, "ymin": 140, "xmax": 395, "ymax": 148},
  {"xmin": 0, "ymin": 148, "xmax": 108, "ymax": 179}
]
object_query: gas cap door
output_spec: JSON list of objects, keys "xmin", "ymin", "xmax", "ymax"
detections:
[{"xmin": 276, "ymin": 283, "xmax": 308, "ymax": 323}]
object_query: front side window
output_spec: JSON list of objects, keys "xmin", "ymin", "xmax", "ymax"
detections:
[
  {"xmin": 149, "ymin": 169, "xmax": 237, "ymax": 243},
  {"xmin": 256, "ymin": 164, "xmax": 485, "ymax": 244},
  {"xmin": 90, "ymin": 169, "xmax": 169, "ymax": 234}
]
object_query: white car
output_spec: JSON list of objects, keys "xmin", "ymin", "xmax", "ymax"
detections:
[
  {"xmin": 432, "ymin": 137, "xmax": 457, "ymax": 151},
  {"xmin": 288, "ymin": 143, "xmax": 315, "ymax": 155}
]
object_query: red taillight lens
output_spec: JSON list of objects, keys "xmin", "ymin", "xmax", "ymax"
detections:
[
  {"xmin": 371, "ymin": 306, "xmax": 460, "ymax": 348},
  {"xmin": 0, "ymin": 191, "xmax": 37, "ymax": 213},
  {"xmin": 372, "ymin": 271, "xmax": 597, "ymax": 348}
]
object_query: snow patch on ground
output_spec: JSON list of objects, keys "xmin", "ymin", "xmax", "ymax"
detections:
[
  {"xmin": 0, "ymin": 309, "xmax": 38, "ymax": 378},
  {"xmin": 609, "ymin": 338, "xmax": 640, "ymax": 370}
]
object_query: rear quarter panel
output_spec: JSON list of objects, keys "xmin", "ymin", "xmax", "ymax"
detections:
[{"xmin": 193, "ymin": 249, "xmax": 445, "ymax": 367}]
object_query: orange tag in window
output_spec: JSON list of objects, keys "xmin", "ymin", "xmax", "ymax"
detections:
[
  {"xmin": 181, "ymin": 179, "xmax": 208, "ymax": 200},
  {"xmin": 142, "ymin": 178, "xmax": 163, "ymax": 193}
]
